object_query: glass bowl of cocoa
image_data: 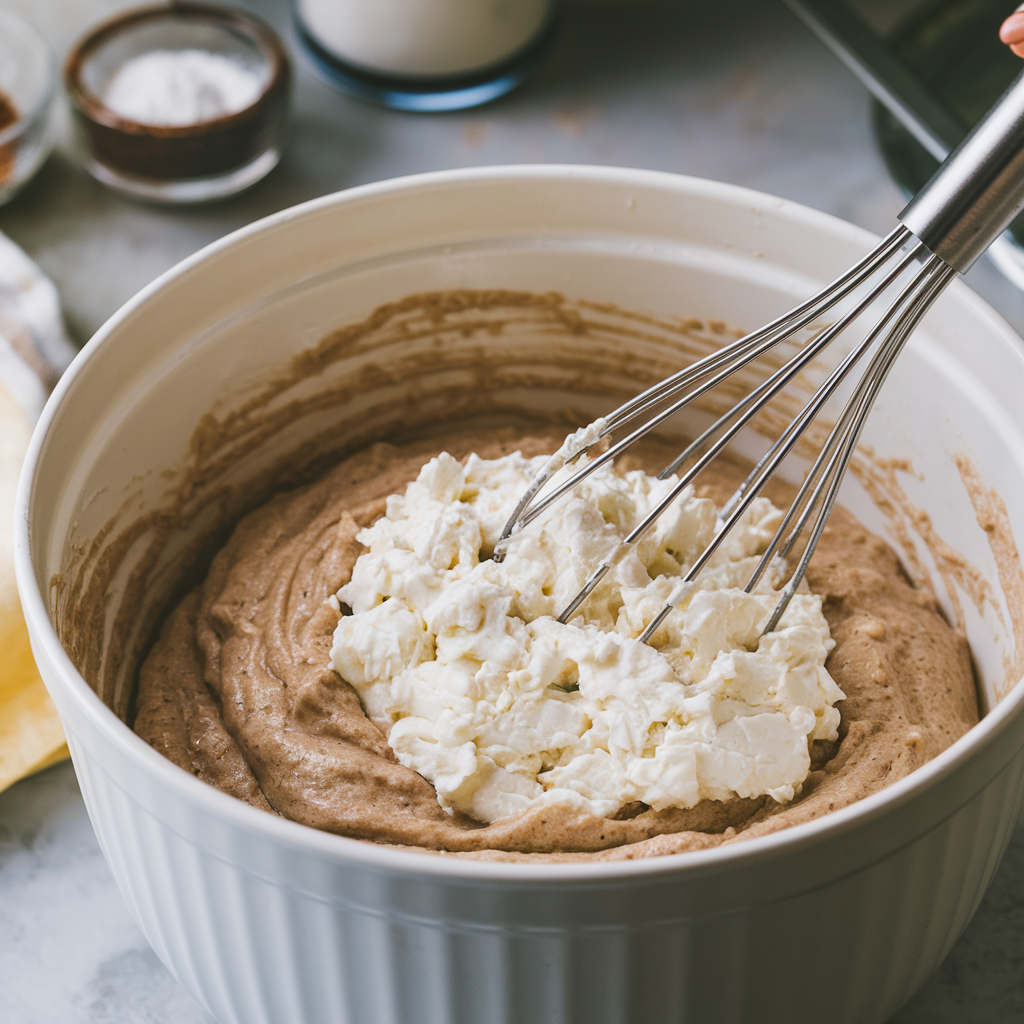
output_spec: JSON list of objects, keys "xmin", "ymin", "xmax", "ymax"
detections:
[{"xmin": 0, "ymin": 9, "xmax": 57, "ymax": 206}]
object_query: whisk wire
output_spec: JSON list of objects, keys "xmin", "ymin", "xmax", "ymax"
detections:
[
  {"xmin": 515, "ymin": 232, "xmax": 918, "ymax": 539},
  {"xmin": 555, "ymin": 240, "xmax": 956, "ymax": 639},
  {"xmin": 656, "ymin": 242, "xmax": 926, "ymax": 483},
  {"xmin": 595, "ymin": 225, "xmax": 911, "ymax": 440},
  {"xmin": 774, "ymin": 254, "xmax": 954, "ymax": 566},
  {"xmin": 633, "ymin": 254, "xmax": 954, "ymax": 644},
  {"xmin": 496, "ymin": 227, "xmax": 912, "ymax": 553},
  {"xmin": 557, "ymin": 239, "xmax": 930, "ymax": 629},
  {"xmin": 509, "ymin": 68, "xmax": 1024, "ymax": 644},
  {"xmin": 760, "ymin": 259, "xmax": 958, "ymax": 632},
  {"xmin": 738, "ymin": 248, "xmax": 944, "ymax": 591}
]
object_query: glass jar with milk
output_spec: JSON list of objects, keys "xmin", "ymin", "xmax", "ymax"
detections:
[{"xmin": 295, "ymin": 0, "xmax": 558, "ymax": 111}]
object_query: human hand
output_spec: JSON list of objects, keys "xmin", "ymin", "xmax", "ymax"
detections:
[{"xmin": 1000, "ymin": 4, "xmax": 1024, "ymax": 57}]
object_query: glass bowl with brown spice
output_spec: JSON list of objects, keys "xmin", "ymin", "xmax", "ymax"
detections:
[{"xmin": 0, "ymin": 9, "xmax": 56, "ymax": 206}]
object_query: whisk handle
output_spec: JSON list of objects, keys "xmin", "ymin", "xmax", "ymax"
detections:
[{"xmin": 899, "ymin": 67, "xmax": 1024, "ymax": 273}]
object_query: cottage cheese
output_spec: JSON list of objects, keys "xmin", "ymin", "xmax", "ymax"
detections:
[{"xmin": 331, "ymin": 450, "xmax": 843, "ymax": 824}]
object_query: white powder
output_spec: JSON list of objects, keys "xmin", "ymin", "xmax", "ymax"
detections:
[
  {"xmin": 102, "ymin": 49, "xmax": 264, "ymax": 127},
  {"xmin": 331, "ymin": 451, "xmax": 844, "ymax": 825}
]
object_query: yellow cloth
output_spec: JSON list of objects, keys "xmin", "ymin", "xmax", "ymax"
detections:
[{"xmin": 0, "ymin": 380, "xmax": 67, "ymax": 793}]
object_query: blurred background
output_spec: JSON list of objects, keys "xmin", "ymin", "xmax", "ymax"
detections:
[{"xmin": 2, "ymin": 0, "xmax": 1023, "ymax": 344}]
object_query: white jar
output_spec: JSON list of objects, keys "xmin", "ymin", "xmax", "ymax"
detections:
[{"xmin": 297, "ymin": 0, "xmax": 553, "ymax": 77}]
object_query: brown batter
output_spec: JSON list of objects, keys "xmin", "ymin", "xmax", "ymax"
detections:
[{"xmin": 134, "ymin": 427, "xmax": 979, "ymax": 861}]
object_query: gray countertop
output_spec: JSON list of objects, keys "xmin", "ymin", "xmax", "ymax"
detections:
[{"xmin": 2, "ymin": 1, "xmax": 1024, "ymax": 1020}]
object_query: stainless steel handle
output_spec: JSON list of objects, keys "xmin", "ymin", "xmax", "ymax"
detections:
[{"xmin": 900, "ymin": 68, "xmax": 1024, "ymax": 273}]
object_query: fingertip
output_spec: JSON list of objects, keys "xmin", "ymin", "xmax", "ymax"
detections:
[{"xmin": 1000, "ymin": 12, "xmax": 1024, "ymax": 44}]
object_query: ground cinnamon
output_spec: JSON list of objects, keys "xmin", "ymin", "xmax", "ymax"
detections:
[{"xmin": 0, "ymin": 89, "xmax": 18, "ymax": 186}]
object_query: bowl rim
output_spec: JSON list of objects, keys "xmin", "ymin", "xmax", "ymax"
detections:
[
  {"xmin": 17, "ymin": 163, "xmax": 1024, "ymax": 885},
  {"xmin": 0, "ymin": 8, "xmax": 56, "ymax": 150},
  {"xmin": 63, "ymin": 1, "xmax": 289, "ymax": 138}
]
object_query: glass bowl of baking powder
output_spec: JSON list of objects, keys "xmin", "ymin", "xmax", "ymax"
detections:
[{"xmin": 64, "ymin": 2, "xmax": 290, "ymax": 204}]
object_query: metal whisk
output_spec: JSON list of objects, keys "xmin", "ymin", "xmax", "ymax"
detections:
[{"xmin": 495, "ymin": 68, "xmax": 1024, "ymax": 643}]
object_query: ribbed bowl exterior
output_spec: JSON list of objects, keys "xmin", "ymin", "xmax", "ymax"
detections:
[
  {"xmin": 61, "ymin": 709, "xmax": 1024, "ymax": 1024},
  {"xmin": 18, "ymin": 167, "xmax": 1024, "ymax": 1024}
]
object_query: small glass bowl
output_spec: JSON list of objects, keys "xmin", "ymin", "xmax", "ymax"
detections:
[
  {"xmin": 0, "ymin": 10, "xmax": 57, "ymax": 206},
  {"xmin": 295, "ymin": 7, "xmax": 559, "ymax": 113},
  {"xmin": 64, "ymin": 3, "xmax": 290, "ymax": 204}
]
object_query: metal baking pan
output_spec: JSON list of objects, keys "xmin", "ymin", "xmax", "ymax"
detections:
[{"xmin": 783, "ymin": 0, "xmax": 1024, "ymax": 283}]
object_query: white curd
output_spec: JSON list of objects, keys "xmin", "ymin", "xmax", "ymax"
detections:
[{"xmin": 331, "ymin": 450, "xmax": 843, "ymax": 823}]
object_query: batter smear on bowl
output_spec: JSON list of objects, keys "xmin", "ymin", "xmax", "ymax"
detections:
[{"xmin": 134, "ymin": 427, "xmax": 978, "ymax": 861}]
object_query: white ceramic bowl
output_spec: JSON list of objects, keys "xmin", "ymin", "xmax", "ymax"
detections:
[{"xmin": 16, "ymin": 166, "xmax": 1024, "ymax": 1024}]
